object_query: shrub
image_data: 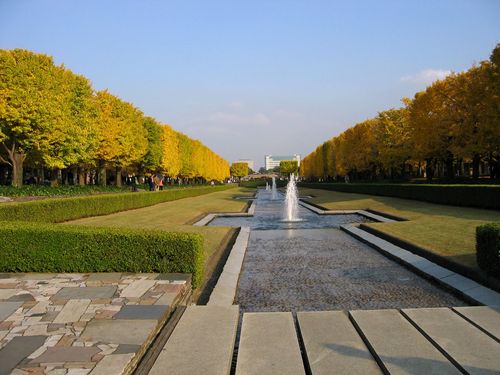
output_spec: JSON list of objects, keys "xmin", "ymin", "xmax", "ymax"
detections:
[
  {"xmin": 299, "ymin": 183, "xmax": 500, "ymax": 209},
  {"xmin": 0, "ymin": 221, "xmax": 205, "ymax": 287},
  {"xmin": 0, "ymin": 185, "xmax": 234, "ymax": 223},
  {"xmin": 476, "ymin": 223, "xmax": 500, "ymax": 277}
]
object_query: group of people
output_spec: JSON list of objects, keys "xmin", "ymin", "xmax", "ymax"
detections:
[{"xmin": 146, "ymin": 174, "xmax": 164, "ymax": 191}]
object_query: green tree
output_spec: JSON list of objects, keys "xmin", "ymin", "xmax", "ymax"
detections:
[
  {"xmin": 280, "ymin": 160, "xmax": 298, "ymax": 176},
  {"xmin": 230, "ymin": 162, "xmax": 249, "ymax": 178}
]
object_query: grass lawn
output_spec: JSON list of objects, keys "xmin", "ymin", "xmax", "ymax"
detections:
[
  {"xmin": 299, "ymin": 187, "xmax": 500, "ymax": 270},
  {"xmin": 65, "ymin": 187, "xmax": 254, "ymax": 295}
]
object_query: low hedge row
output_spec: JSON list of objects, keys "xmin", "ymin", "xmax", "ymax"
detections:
[
  {"xmin": 0, "ymin": 185, "xmax": 234, "ymax": 223},
  {"xmin": 477, "ymin": 223, "xmax": 500, "ymax": 277},
  {"xmin": 299, "ymin": 183, "xmax": 500, "ymax": 209},
  {"xmin": 0, "ymin": 222, "xmax": 205, "ymax": 287}
]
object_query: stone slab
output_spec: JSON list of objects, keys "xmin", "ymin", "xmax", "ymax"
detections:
[
  {"xmin": 31, "ymin": 346, "xmax": 100, "ymax": 364},
  {"xmin": 89, "ymin": 353, "xmax": 134, "ymax": 375},
  {"xmin": 53, "ymin": 299, "xmax": 91, "ymax": 323},
  {"xmin": 120, "ymin": 280, "xmax": 156, "ymax": 298},
  {"xmin": 236, "ymin": 312, "xmax": 305, "ymax": 375},
  {"xmin": 297, "ymin": 311, "xmax": 381, "ymax": 374},
  {"xmin": 0, "ymin": 335, "xmax": 46, "ymax": 375},
  {"xmin": 440, "ymin": 273, "xmax": 482, "ymax": 292},
  {"xmin": 349, "ymin": 309, "xmax": 460, "ymax": 375},
  {"xmin": 113, "ymin": 305, "xmax": 169, "ymax": 320},
  {"xmin": 0, "ymin": 301, "xmax": 22, "ymax": 321},
  {"xmin": 86, "ymin": 273, "xmax": 122, "ymax": 283},
  {"xmin": 150, "ymin": 305, "xmax": 239, "ymax": 375},
  {"xmin": 54, "ymin": 286, "xmax": 117, "ymax": 300},
  {"xmin": 81, "ymin": 319, "xmax": 157, "ymax": 345},
  {"xmin": 208, "ymin": 227, "xmax": 250, "ymax": 305},
  {"xmin": 154, "ymin": 292, "xmax": 177, "ymax": 306},
  {"xmin": 113, "ymin": 344, "xmax": 141, "ymax": 355},
  {"xmin": 156, "ymin": 273, "xmax": 191, "ymax": 282},
  {"xmin": 452, "ymin": 306, "xmax": 500, "ymax": 341},
  {"xmin": 462, "ymin": 286, "xmax": 500, "ymax": 307},
  {"xmin": 402, "ymin": 307, "xmax": 500, "ymax": 373}
]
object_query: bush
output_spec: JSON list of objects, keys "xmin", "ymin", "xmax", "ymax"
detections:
[
  {"xmin": 476, "ymin": 223, "xmax": 500, "ymax": 276},
  {"xmin": 0, "ymin": 185, "xmax": 234, "ymax": 223},
  {"xmin": 0, "ymin": 221, "xmax": 205, "ymax": 287},
  {"xmin": 299, "ymin": 182, "xmax": 500, "ymax": 209}
]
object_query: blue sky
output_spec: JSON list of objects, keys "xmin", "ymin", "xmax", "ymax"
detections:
[{"xmin": 1, "ymin": 1, "xmax": 499, "ymax": 169}]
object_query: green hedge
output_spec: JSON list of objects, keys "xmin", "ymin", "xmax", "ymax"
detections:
[
  {"xmin": 476, "ymin": 223, "xmax": 500, "ymax": 277},
  {"xmin": 0, "ymin": 185, "xmax": 234, "ymax": 223},
  {"xmin": 0, "ymin": 222, "xmax": 205, "ymax": 287},
  {"xmin": 299, "ymin": 183, "xmax": 500, "ymax": 209}
]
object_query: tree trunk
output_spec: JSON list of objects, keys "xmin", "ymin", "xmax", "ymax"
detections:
[
  {"xmin": 50, "ymin": 168, "xmax": 60, "ymax": 187},
  {"xmin": 78, "ymin": 167, "xmax": 86, "ymax": 185},
  {"xmin": 472, "ymin": 154, "xmax": 481, "ymax": 180},
  {"xmin": 98, "ymin": 160, "xmax": 106, "ymax": 186},
  {"xmin": 1, "ymin": 143, "xmax": 26, "ymax": 187},
  {"xmin": 445, "ymin": 155, "xmax": 454, "ymax": 180},
  {"xmin": 425, "ymin": 159, "xmax": 434, "ymax": 182},
  {"xmin": 116, "ymin": 167, "xmax": 122, "ymax": 187}
]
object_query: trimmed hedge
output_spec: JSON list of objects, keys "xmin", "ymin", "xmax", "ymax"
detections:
[
  {"xmin": 477, "ymin": 223, "xmax": 500, "ymax": 277},
  {"xmin": 0, "ymin": 185, "xmax": 235, "ymax": 223},
  {"xmin": 299, "ymin": 183, "xmax": 500, "ymax": 209},
  {"xmin": 0, "ymin": 221, "xmax": 205, "ymax": 287}
]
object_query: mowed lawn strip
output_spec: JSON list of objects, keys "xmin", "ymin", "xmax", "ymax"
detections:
[
  {"xmin": 65, "ymin": 187, "xmax": 254, "ymax": 262},
  {"xmin": 299, "ymin": 187, "xmax": 500, "ymax": 269}
]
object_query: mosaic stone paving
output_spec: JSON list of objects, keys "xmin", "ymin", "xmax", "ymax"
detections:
[{"xmin": 0, "ymin": 273, "xmax": 191, "ymax": 375}]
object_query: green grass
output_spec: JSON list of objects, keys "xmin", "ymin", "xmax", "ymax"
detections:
[
  {"xmin": 299, "ymin": 187, "xmax": 500, "ymax": 269},
  {"xmin": 66, "ymin": 187, "xmax": 255, "ymax": 285}
]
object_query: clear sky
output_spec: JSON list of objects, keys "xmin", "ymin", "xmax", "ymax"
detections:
[{"xmin": 1, "ymin": 0, "xmax": 499, "ymax": 169}]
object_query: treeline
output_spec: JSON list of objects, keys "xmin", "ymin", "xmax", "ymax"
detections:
[
  {"xmin": 0, "ymin": 49, "xmax": 230, "ymax": 187},
  {"xmin": 301, "ymin": 44, "xmax": 500, "ymax": 182}
]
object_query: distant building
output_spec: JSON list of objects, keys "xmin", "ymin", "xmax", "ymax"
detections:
[
  {"xmin": 265, "ymin": 154, "xmax": 301, "ymax": 171},
  {"xmin": 234, "ymin": 159, "xmax": 254, "ymax": 171}
]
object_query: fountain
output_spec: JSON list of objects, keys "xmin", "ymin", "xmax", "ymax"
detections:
[
  {"xmin": 271, "ymin": 176, "xmax": 278, "ymax": 200},
  {"xmin": 283, "ymin": 174, "xmax": 300, "ymax": 222},
  {"xmin": 265, "ymin": 182, "xmax": 270, "ymax": 191}
]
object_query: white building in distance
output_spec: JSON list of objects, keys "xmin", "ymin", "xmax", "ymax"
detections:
[
  {"xmin": 265, "ymin": 154, "xmax": 301, "ymax": 171},
  {"xmin": 234, "ymin": 159, "xmax": 254, "ymax": 171}
]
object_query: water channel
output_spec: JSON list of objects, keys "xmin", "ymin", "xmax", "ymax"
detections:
[{"xmin": 209, "ymin": 189, "xmax": 466, "ymax": 312}]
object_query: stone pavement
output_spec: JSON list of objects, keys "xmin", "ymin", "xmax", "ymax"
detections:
[
  {"xmin": 0, "ymin": 273, "xmax": 190, "ymax": 375},
  {"xmin": 148, "ymin": 305, "xmax": 500, "ymax": 374}
]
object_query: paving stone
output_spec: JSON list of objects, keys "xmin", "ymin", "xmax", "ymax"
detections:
[
  {"xmin": 236, "ymin": 312, "xmax": 305, "ymax": 375},
  {"xmin": 113, "ymin": 344, "xmax": 140, "ymax": 355},
  {"xmin": 54, "ymin": 287, "xmax": 117, "ymax": 300},
  {"xmin": 402, "ymin": 307, "xmax": 500, "ymax": 374},
  {"xmin": 297, "ymin": 311, "xmax": 381, "ymax": 374},
  {"xmin": 0, "ymin": 301, "xmax": 23, "ymax": 321},
  {"xmin": 86, "ymin": 273, "xmax": 122, "ymax": 284},
  {"xmin": 452, "ymin": 306, "xmax": 500, "ymax": 341},
  {"xmin": 88, "ymin": 353, "xmax": 134, "ymax": 375},
  {"xmin": 113, "ymin": 305, "xmax": 168, "ymax": 320},
  {"xmin": 0, "ymin": 289, "xmax": 18, "ymax": 300},
  {"xmin": 156, "ymin": 273, "xmax": 191, "ymax": 282},
  {"xmin": 81, "ymin": 319, "xmax": 157, "ymax": 345},
  {"xmin": 119, "ymin": 280, "xmax": 155, "ymax": 298},
  {"xmin": 53, "ymin": 299, "xmax": 91, "ymax": 324},
  {"xmin": 0, "ymin": 335, "xmax": 46, "ymax": 375},
  {"xmin": 154, "ymin": 292, "xmax": 177, "ymax": 306},
  {"xmin": 423, "ymin": 265, "xmax": 455, "ymax": 280},
  {"xmin": 8, "ymin": 293, "xmax": 36, "ymax": 302},
  {"xmin": 31, "ymin": 347, "xmax": 100, "ymax": 364},
  {"xmin": 349, "ymin": 309, "xmax": 459, "ymax": 375},
  {"xmin": 150, "ymin": 305, "xmax": 239, "ymax": 375}
]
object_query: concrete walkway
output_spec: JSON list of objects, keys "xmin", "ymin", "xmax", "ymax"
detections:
[
  {"xmin": 0, "ymin": 273, "xmax": 191, "ymax": 375},
  {"xmin": 148, "ymin": 305, "xmax": 500, "ymax": 374}
]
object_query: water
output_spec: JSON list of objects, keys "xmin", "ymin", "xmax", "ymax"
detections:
[
  {"xmin": 271, "ymin": 176, "xmax": 278, "ymax": 200},
  {"xmin": 208, "ymin": 188, "xmax": 467, "ymax": 312},
  {"xmin": 283, "ymin": 174, "xmax": 300, "ymax": 222}
]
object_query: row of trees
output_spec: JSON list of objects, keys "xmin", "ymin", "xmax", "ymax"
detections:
[
  {"xmin": 0, "ymin": 49, "xmax": 230, "ymax": 187},
  {"xmin": 301, "ymin": 44, "xmax": 500, "ymax": 182}
]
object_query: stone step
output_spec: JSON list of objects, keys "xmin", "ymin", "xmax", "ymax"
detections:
[
  {"xmin": 236, "ymin": 312, "xmax": 305, "ymax": 375},
  {"xmin": 149, "ymin": 305, "xmax": 239, "ymax": 375},
  {"xmin": 297, "ymin": 311, "xmax": 382, "ymax": 374},
  {"xmin": 349, "ymin": 309, "xmax": 460, "ymax": 375},
  {"xmin": 402, "ymin": 307, "xmax": 500, "ymax": 374},
  {"xmin": 452, "ymin": 306, "xmax": 500, "ymax": 342}
]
